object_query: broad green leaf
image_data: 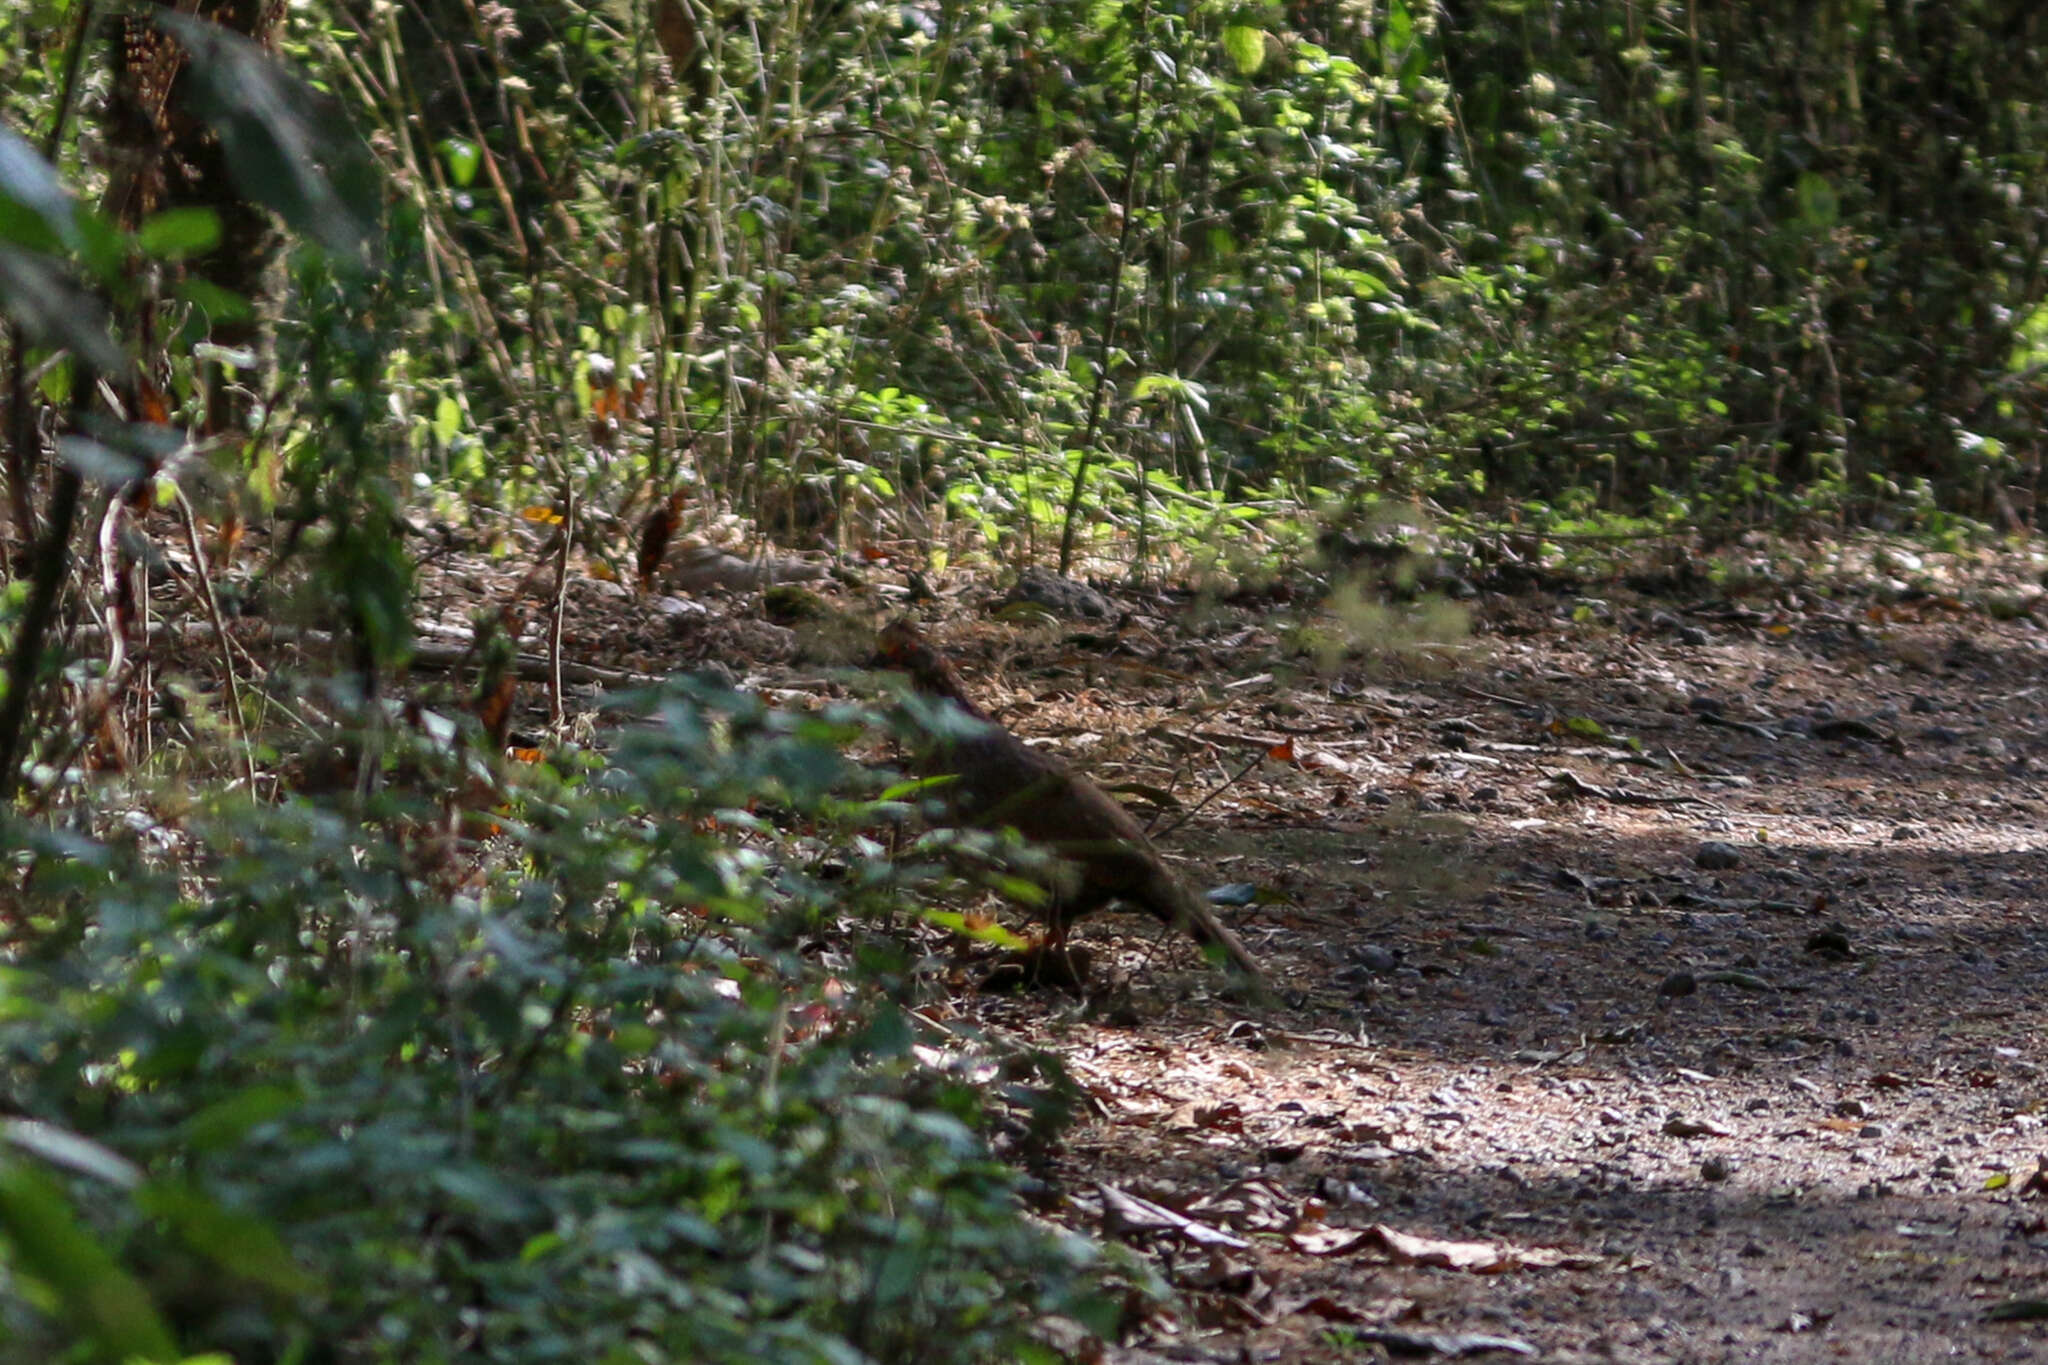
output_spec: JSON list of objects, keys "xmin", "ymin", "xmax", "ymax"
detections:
[
  {"xmin": 137, "ymin": 207, "xmax": 223, "ymax": 260},
  {"xmin": 0, "ymin": 248, "xmax": 124, "ymax": 373},
  {"xmin": 0, "ymin": 125, "xmax": 80, "ymax": 254},
  {"xmin": 1, "ymin": 1120, "xmax": 142, "ymax": 1189},
  {"xmin": 175, "ymin": 278, "xmax": 256, "ymax": 325},
  {"xmin": 0, "ymin": 1162, "xmax": 179, "ymax": 1364},
  {"xmin": 56, "ymin": 436, "xmax": 148, "ymax": 489},
  {"xmin": 178, "ymin": 1085, "xmax": 301, "ymax": 1151},
  {"xmin": 438, "ymin": 137, "xmax": 482, "ymax": 188},
  {"xmin": 433, "ymin": 394, "xmax": 463, "ymax": 443},
  {"xmin": 135, "ymin": 1180, "xmax": 320, "ymax": 1298},
  {"xmin": 157, "ymin": 12, "xmax": 378, "ymax": 261},
  {"xmin": 1221, "ymin": 25, "xmax": 1265, "ymax": 75},
  {"xmin": 1796, "ymin": 171, "xmax": 1839, "ymax": 228}
]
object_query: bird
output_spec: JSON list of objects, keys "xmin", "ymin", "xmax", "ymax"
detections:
[{"xmin": 876, "ymin": 619, "xmax": 1267, "ymax": 987}]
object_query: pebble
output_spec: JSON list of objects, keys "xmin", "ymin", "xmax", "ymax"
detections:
[{"xmin": 1695, "ymin": 841, "xmax": 1742, "ymax": 870}]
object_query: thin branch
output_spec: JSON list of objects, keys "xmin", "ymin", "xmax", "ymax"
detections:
[
  {"xmin": 547, "ymin": 483, "xmax": 576, "ymax": 729},
  {"xmin": 169, "ymin": 482, "xmax": 259, "ymax": 792},
  {"xmin": 0, "ymin": 458, "xmax": 85, "ymax": 803},
  {"xmin": 1057, "ymin": 0, "xmax": 1152, "ymax": 576},
  {"xmin": 1148, "ymin": 744, "xmax": 1269, "ymax": 843}
]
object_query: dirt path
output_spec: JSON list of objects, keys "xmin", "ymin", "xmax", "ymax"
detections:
[
  {"xmin": 416, "ymin": 542, "xmax": 2048, "ymax": 1362},
  {"xmin": 858, "ymin": 576, "xmax": 2048, "ymax": 1364}
]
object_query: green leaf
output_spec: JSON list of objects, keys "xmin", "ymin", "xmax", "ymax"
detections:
[
  {"xmin": 178, "ymin": 1085, "xmax": 301, "ymax": 1152},
  {"xmin": 156, "ymin": 12, "xmax": 378, "ymax": 261},
  {"xmin": 174, "ymin": 278, "xmax": 256, "ymax": 326},
  {"xmin": 0, "ymin": 247, "xmax": 124, "ymax": 374},
  {"xmin": 432, "ymin": 394, "xmax": 463, "ymax": 444},
  {"xmin": 0, "ymin": 1161, "xmax": 179, "ymax": 1364},
  {"xmin": 135, "ymin": 1180, "xmax": 320, "ymax": 1298},
  {"xmin": 1, "ymin": 1120, "xmax": 143, "ymax": 1189},
  {"xmin": 919, "ymin": 909, "xmax": 1026, "ymax": 947},
  {"xmin": 0, "ymin": 125, "xmax": 82, "ymax": 254},
  {"xmin": 137, "ymin": 207, "xmax": 223, "ymax": 261},
  {"xmin": 1221, "ymin": 25, "xmax": 1266, "ymax": 76},
  {"xmin": 1795, "ymin": 171, "xmax": 1838, "ymax": 229},
  {"xmin": 437, "ymin": 137, "xmax": 483, "ymax": 188},
  {"xmin": 56, "ymin": 436, "xmax": 148, "ymax": 489}
]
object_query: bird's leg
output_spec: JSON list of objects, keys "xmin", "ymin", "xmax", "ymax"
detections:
[{"xmin": 1024, "ymin": 907, "xmax": 1090, "ymax": 990}]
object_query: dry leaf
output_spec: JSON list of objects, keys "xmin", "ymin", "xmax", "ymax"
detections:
[
  {"xmin": 1097, "ymin": 1183, "xmax": 1250, "ymax": 1249},
  {"xmin": 1167, "ymin": 1099, "xmax": 1244, "ymax": 1133}
]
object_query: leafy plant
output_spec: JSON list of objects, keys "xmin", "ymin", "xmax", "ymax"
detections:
[{"xmin": 0, "ymin": 679, "xmax": 1126, "ymax": 1363}]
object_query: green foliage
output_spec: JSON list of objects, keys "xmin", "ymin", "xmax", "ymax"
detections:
[
  {"xmin": 0, "ymin": 681, "xmax": 1115, "ymax": 1363},
  {"xmin": 0, "ymin": 0, "xmax": 2040, "ymax": 557},
  {"xmin": 317, "ymin": 0, "xmax": 2048, "ymax": 543}
]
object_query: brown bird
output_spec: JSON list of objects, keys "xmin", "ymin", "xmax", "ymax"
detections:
[{"xmin": 877, "ymin": 619, "xmax": 1267, "ymax": 986}]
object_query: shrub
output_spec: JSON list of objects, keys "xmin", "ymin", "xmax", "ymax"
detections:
[{"xmin": 0, "ymin": 679, "xmax": 1119, "ymax": 1364}]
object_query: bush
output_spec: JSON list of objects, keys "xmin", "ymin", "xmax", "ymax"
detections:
[{"xmin": 0, "ymin": 679, "xmax": 1119, "ymax": 1364}]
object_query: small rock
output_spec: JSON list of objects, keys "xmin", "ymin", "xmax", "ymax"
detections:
[
  {"xmin": 1664, "ymin": 1116, "xmax": 1734, "ymax": 1139},
  {"xmin": 657, "ymin": 594, "xmax": 710, "ymax": 620},
  {"xmin": 1657, "ymin": 971, "xmax": 1698, "ymax": 999},
  {"xmin": 1804, "ymin": 925, "xmax": 1853, "ymax": 959},
  {"xmin": 1000, "ymin": 566, "xmax": 1114, "ymax": 620},
  {"xmin": 690, "ymin": 660, "xmax": 739, "ymax": 689},
  {"xmin": 1695, "ymin": 841, "xmax": 1742, "ymax": 871},
  {"xmin": 1350, "ymin": 945, "xmax": 1403, "ymax": 973}
]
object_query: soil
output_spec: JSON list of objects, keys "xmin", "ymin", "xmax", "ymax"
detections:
[{"xmin": 194, "ymin": 531, "xmax": 2048, "ymax": 1362}]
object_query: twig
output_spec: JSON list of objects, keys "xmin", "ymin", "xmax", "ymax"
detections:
[
  {"xmin": 169, "ymin": 482, "xmax": 260, "ymax": 792},
  {"xmin": 1, "ymin": 0, "xmax": 97, "ymax": 548},
  {"xmin": 96, "ymin": 494, "xmax": 130, "ymax": 701},
  {"xmin": 1149, "ymin": 744, "xmax": 1267, "ymax": 841},
  {"xmin": 68, "ymin": 621, "xmax": 669, "ymax": 688},
  {"xmin": 18, "ymin": 654, "xmax": 134, "ymax": 818},
  {"xmin": 484, "ymin": 974, "xmax": 580, "ymax": 1107},
  {"xmin": 548, "ymin": 483, "xmax": 576, "ymax": 728},
  {"xmin": 1056, "ymin": 0, "xmax": 1151, "ymax": 575},
  {"xmin": 0, "ymin": 462, "xmax": 84, "ymax": 803}
]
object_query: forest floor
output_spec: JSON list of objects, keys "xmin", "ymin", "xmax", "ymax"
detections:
[{"xmin": 434, "ymin": 531, "xmax": 2048, "ymax": 1363}]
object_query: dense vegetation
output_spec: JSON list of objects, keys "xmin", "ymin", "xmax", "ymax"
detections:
[{"xmin": 0, "ymin": 1, "xmax": 2044, "ymax": 1360}]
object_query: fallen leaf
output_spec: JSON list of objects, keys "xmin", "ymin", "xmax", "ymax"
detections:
[
  {"xmin": 1350, "ymin": 1327, "xmax": 1538, "ymax": 1357},
  {"xmin": 1663, "ymin": 1116, "xmax": 1735, "ymax": 1139},
  {"xmin": 1167, "ymin": 1100, "xmax": 1244, "ymax": 1133},
  {"xmin": 1289, "ymin": 1224, "xmax": 1374, "ymax": 1256},
  {"xmin": 1097, "ymin": 1183, "xmax": 1250, "ymax": 1249}
]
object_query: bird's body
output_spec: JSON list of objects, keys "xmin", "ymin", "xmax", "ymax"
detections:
[{"xmin": 879, "ymin": 620, "xmax": 1266, "ymax": 985}]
